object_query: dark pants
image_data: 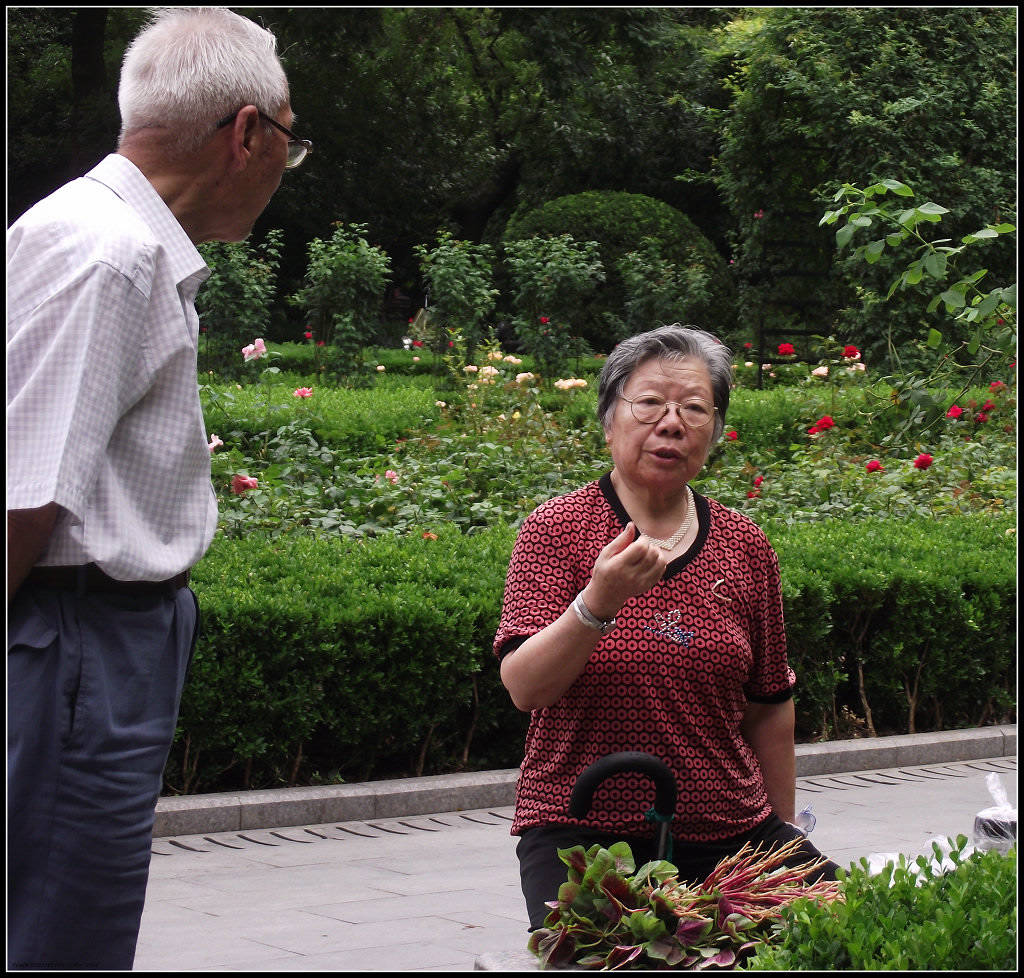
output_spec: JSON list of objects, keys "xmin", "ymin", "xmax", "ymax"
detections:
[
  {"xmin": 516, "ymin": 813, "xmax": 839, "ymax": 930},
  {"xmin": 7, "ymin": 585, "xmax": 199, "ymax": 970}
]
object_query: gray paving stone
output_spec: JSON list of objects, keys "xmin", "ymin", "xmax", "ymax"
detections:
[{"xmin": 137, "ymin": 735, "xmax": 1016, "ymax": 972}]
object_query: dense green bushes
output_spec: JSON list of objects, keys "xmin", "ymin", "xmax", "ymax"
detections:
[
  {"xmin": 504, "ymin": 190, "xmax": 737, "ymax": 350},
  {"xmin": 169, "ymin": 526, "xmax": 523, "ymax": 794},
  {"xmin": 743, "ymin": 840, "xmax": 1017, "ymax": 970},
  {"xmin": 167, "ymin": 513, "xmax": 1015, "ymax": 794}
]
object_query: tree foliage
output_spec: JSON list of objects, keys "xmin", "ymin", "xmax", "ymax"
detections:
[
  {"xmin": 6, "ymin": 6, "xmax": 1015, "ymax": 370},
  {"xmin": 711, "ymin": 7, "xmax": 1017, "ymax": 364}
]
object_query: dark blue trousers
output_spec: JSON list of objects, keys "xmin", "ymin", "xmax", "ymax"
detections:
[{"xmin": 7, "ymin": 585, "xmax": 198, "ymax": 970}]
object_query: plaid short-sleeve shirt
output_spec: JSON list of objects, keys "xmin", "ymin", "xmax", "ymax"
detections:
[
  {"xmin": 6, "ymin": 154, "xmax": 217, "ymax": 581},
  {"xmin": 494, "ymin": 475, "xmax": 795, "ymax": 842}
]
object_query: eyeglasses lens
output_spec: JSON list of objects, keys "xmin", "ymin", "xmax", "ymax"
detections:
[{"xmin": 629, "ymin": 398, "xmax": 714, "ymax": 426}]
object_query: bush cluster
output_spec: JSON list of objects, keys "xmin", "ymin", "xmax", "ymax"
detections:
[
  {"xmin": 167, "ymin": 512, "xmax": 1015, "ymax": 794},
  {"xmin": 743, "ymin": 839, "xmax": 1017, "ymax": 970}
]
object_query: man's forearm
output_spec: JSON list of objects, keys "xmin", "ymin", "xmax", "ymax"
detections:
[{"xmin": 7, "ymin": 503, "xmax": 61, "ymax": 602}]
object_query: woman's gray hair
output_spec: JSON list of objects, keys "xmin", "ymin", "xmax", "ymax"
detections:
[
  {"xmin": 597, "ymin": 325, "xmax": 733, "ymax": 443},
  {"xmin": 118, "ymin": 7, "xmax": 289, "ymax": 153}
]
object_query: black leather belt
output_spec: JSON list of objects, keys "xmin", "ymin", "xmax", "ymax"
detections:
[{"xmin": 25, "ymin": 564, "xmax": 191, "ymax": 597}]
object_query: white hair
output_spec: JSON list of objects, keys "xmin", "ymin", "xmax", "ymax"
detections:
[{"xmin": 118, "ymin": 7, "xmax": 289, "ymax": 150}]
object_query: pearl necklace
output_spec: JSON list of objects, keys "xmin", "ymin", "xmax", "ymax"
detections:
[{"xmin": 641, "ymin": 486, "xmax": 696, "ymax": 550}]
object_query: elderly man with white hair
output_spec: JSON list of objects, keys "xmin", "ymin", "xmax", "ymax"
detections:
[{"xmin": 7, "ymin": 8, "xmax": 310, "ymax": 969}]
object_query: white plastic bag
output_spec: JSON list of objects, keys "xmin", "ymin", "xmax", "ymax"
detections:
[{"xmin": 972, "ymin": 772, "xmax": 1017, "ymax": 853}]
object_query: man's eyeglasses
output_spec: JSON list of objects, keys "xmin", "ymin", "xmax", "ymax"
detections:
[
  {"xmin": 619, "ymin": 394, "xmax": 717, "ymax": 428},
  {"xmin": 215, "ymin": 109, "xmax": 312, "ymax": 169}
]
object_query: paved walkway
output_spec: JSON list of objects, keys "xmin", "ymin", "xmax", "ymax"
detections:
[{"xmin": 135, "ymin": 730, "xmax": 1016, "ymax": 971}]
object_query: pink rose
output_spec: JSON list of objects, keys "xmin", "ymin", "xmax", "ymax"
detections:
[
  {"xmin": 241, "ymin": 338, "xmax": 267, "ymax": 361},
  {"xmin": 208, "ymin": 433, "xmax": 223, "ymax": 453},
  {"xmin": 293, "ymin": 387, "xmax": 314, "ymax": 398},
  {"xmin": 231, "ymin": 474, "xmax": 259, "ymax": 494}
]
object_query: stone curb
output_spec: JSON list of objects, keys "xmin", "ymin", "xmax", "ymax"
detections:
[{"xmin": 153, "ymin": 724, "xmax": 1016, "ymax": 838}]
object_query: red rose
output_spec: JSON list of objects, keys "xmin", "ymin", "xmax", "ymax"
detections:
[
  {"xmin": 778, "ymin": 342, "xmax": 795, "ymax": 356},
  {"xmin": 946, "ymin": 405, "xmax": 963, "ymax": 419},
  {"xmin": 539, "ymin": 316, "xmax": 550, "ymax": 325},
  {"xmin": 913, "ymin": 453, "xmax": 934, "ymax": 470},
  {"xmin": 726, "ymin": 430, "xmax": 738, "ymax": 440},
  {"xmin": 865, "ymin": 460, "xmax": 884, "ymax": 473}
]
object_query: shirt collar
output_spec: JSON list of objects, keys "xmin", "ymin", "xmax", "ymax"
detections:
[{"xmin": 84, "ymin": 154, "xmax": 210, "ymax": 288}]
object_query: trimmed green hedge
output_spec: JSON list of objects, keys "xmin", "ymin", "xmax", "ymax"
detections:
[
  {"xmin": 167, "ymin": 514, "xmax": 1016, "ymax": 794},
  {"xmin": 503, "ymin": 190, "xmax": 737, "ymax": 350}
]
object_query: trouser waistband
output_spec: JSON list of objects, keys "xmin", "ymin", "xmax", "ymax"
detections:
[{"xmin": 24, "ymin": 563, "xmax": 191, "ymax": 597}]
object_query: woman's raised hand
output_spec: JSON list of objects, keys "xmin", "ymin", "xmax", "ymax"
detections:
[{"xmin": 583, "ymin": 522, "xmax": 667, "ymax": 620}]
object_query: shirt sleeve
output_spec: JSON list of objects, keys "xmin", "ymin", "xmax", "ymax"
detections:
[
  {"xmin": 742, "ymin": 535, "xmax": 796, "ymax": 702},
  {"xmin": 492, "ymin": 498, "xmax": 585, "ymax": 658},
  {"xmin": 6, "ymin": 255, "xmax": 153, "ymax": 520}
]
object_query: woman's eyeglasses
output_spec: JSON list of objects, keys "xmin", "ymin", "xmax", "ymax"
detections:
[{"xmin": 619, "ymin": 394, "xmax": 717, "ymax": 427}]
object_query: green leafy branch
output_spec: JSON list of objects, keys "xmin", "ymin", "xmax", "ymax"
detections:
[{"xmin": 820, "ymin": 179, "xmax": 1015, "ymax": 433}]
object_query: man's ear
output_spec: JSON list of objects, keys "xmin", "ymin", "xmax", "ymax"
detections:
[{"xmin": 224, "ymin": 105, "xmax": 261, "ymax": 171}]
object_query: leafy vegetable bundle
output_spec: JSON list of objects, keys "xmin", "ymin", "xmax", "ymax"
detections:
[{"xmin": 528, "ymin": 837, "xmax": 840, "ymax": 970}]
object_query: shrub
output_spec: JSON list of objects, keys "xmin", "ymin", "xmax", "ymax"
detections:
[
  {"xmin": 289, "ymin": 222, "xmax": 392, "ymax": 379},
  {"xmin": 196, "ymin": 229, "xmax": 282, "ymax": 377},
  {"xmin": 743, "ymin": 839, "xmax": 1017, "ymax": 970},
  {"xmin": 770, "ymin": 516, "xmax": 1016, "ymax": 738},
  {"xmin": 168, "ymin": 525, "xmax": 525, "ymax": 793},
  {"xmin": 503, "ymin": 234, "xmax": 604, "ymax": 379},
  {"xmin": 504, "ymin": 191, "xmax": 736, "ymax": 350},
  {"xmin": 414, "ymin": 230, "xmax": 499, "ymax": 362},
  {"xmin": 618, "ymin": 236, "xmax": 715, "ymax": 338},
  {"xmin": 167, "ymin": 514, "xmax": 1015, "ymax": 794}
]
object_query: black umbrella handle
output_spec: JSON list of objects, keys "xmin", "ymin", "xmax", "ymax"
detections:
[{"xmin": 568, "ymin": 751, "xmax": 677, "ymax": 820}]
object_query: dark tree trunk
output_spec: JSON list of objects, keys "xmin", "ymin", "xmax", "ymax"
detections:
[{"xmin": 69, "ymin": 8, "xmax": 113, "ymax": 179}]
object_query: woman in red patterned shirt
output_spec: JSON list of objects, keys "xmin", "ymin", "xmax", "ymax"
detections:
[{"xmin": 494, "ymin": 324, "xmax": 838, "ymax": 929}]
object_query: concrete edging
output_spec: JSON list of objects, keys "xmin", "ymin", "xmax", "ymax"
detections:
[{"xmin": 153, "ymin": 724, "xmax": 1016, "ymax": 838}]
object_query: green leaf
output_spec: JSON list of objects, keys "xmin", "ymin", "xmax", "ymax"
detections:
[
  {"xmin": 962, "ymin": 228, "xmax": 999, "ymax": 242},
  {"xmin": 917, "ymin": 202, "xmax": 950, "ymax": 216},
  {"xmin": 923, "ymin": 252, "xmax": 947, "ymax": 279},
  {"xmin": 835, "ymin": 223, "xmax": 856, "ymax": 248},
  {"xmin": 926, "ymin": 328, "xmax": 943, "ymax": 348},
  {"xmin": 880, "ymin": 179, "xmax": 914, "ymax": 196},
  {"xmin": 939, "ymin": 288, "xmax": 966, "ymax": 309},
  {"xmin": 863, "ymin": 239, "xmax": 886, "ymax": 263}
]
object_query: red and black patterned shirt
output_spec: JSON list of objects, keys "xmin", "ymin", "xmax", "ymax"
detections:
[{"xmin": 494, "ymin": 474, "xmax": 795, "ymax": 842}]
